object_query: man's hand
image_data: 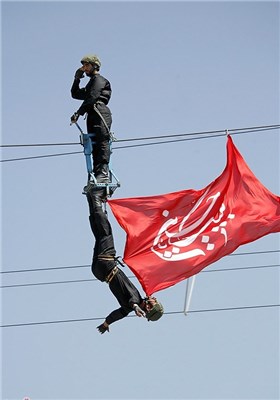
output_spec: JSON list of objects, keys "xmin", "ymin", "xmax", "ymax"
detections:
[
  {"xmin": 70, "ymin": 112, "xmax": 79, "ymax": 124},
  {"xmin": 133, "ymin": 304, "xmax": 146, "ymax": 318},
  {"xmin": 74, "ymin": 68, "xmax": 85, "ymax": 80},
  {"xmin": 97, "ymin": 322, "xmax": 110, "ymax": 334}
]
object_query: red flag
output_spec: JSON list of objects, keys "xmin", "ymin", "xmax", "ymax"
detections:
[{"xmin": 109, "ymin": 136, "xmax": 280, "ymax": 295}]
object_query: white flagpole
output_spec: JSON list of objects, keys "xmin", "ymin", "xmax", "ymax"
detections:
[{"xmin": 183, "ymin": 276, "xmax": 196, "ymax": 316}]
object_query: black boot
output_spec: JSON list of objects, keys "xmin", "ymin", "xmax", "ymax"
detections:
[
  {"xmin": 95, "ymin": 164, "xmax": 109, "ymax": 183},
  {"xmin": 86, "ymin": 187, "xmax": 107, "ymax": 213}
]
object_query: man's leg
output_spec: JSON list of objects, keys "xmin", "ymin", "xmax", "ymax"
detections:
[
  {"xmin": 92, "ymin": 132, "xmax": 111, "ymax": 183},
  {"xmin": 86, "ymin": 189, "xmax": 116, "ymax": 256},
  {"xmin": 88, "ymin": 104, "xmax": 112, "ymax": 182}
]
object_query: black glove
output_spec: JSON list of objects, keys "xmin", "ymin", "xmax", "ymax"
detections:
[
  {"xmin": 70, "ymin": 112, "xmax": 79, "ymax": 124},
  {"xmin": 74, "ymin": 68, "xmax": 84, "ymax": 80},
  {"xmin": 133, "ymin": 304, "xmax": 146, "ymax": 318},
  {"xmin": 97, "ymin": 323, "xmax": 110, "ymax": 334}
]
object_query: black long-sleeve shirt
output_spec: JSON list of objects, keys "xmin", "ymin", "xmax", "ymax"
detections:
[
  {"xmin": 106, "ymin": 269, "xmax": 144, "ymax": 325},
  {"xmin": 71, "ymin": 74, "xmax": 112, "ymax": 116}
]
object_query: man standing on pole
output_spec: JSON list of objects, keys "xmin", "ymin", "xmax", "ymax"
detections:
[{"xmin": 71, "ymin": 54, "xmax": 112, "ymax": 183}]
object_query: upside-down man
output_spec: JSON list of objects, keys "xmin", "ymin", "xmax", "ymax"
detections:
[{"xmin": 86, "ymin": 187, "xmax": 164, "ymax": 334}]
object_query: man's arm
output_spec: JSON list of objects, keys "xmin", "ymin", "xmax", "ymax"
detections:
[
  {"xmin": 97, "ymin": 307, "xmax": 129, "ymax": 334},
  {"xmin": 105, "ymin": 307, "xmax": 130, "ymax": 325},
  {"xmin": 71, "ymin": 77, "xmax": 86, "ymax": 100}
]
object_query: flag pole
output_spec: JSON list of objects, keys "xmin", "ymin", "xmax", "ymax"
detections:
[{"xmin": 183, "ymin": 276, "xmax": 196, "ymax": 316}]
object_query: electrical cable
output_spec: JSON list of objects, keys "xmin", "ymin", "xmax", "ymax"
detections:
[
  {"xmin": 0, "ymin": 142, "xmax": 80, "ymax": 148},
  {"xmin": 1, "ymin": 263, "xmax": 279, "ymax": 289},
  {"xmin": 1, "ymin": 249, "xmax": 279, "ymax": 275},
  {"xmin": 0, "ymin": 150, "xmax": 83, "ymax": 163},
  {"xmin": 1, "ymin": 264, "xmax": 90, "ymax": 274},
  {"xmin": 1, "ymin": 124, "xmax": 279, "ymax": 327},
  {"xmin": 1, "ymin": 124, "xmax": 279, "ymax": 163},
  {"xmin": 1, "ymin": 124, "xmax": 279, "ymax": 148},
  {"xmin": 1, "ymin": 304, "xmax": 279, "ymax": 328},
  {"xmin": 113, "ymin": 128, "xmax": 279, "ymax": 150},
  {"xmin": 1, "ymin": 278, "xmax": 95, "ymax": 289},
  {"xmin": 114, "ymin": 125, "xmax": 280, "ymax": 143}
]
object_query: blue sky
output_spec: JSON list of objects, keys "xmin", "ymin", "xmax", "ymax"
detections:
[{"xmin": 1, "ymin": 1, "xmax": 279, "ymax": 399}]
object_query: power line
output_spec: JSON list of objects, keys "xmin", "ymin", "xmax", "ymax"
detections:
[
  {"xmin": 0, "ymin": 142, "xmax": 80, "ymax": 148},
  {"xmin": 114, "ymin": 132, "xmax": 227, "ymax": 150},
  {"xmin": 1, "ymin": 263, "xmax": 279, "ymax": 289},
  {"xmin": 0, "ymin": 150, "xmax": 83, "ymax": 163},
  {"xmin": 1, "ymin": 124, "xmax": 279, "ymax": 163},
  {"xmin": 1, "ymin": 278, "xmax": 95, "ymax": 289},
  {"xmin": 1, "ymin": 304, "xmax": 279, "ymax": 328},
  {"xmin": 113, "ymin": 128, "xmax": 279, "ymax": 150},
  {"xmin": 205, "ymin": 263, "xmax": 280, "ymax": 273},
  {"xmin": 167, "ymin": 304, "xmax": 280, "ymax": 315},
  {"xmin": 114, "ymin": 124, "xmax": 280, "ymax": 143},
  {"xmin": 1, "ymin": 263, "xmax": 90, "ymax": 274},
  {"xmin": 1, "ymin": 124, "xmax": 279, "ymax": 148},
  {"xmin": 2, "ymin": 249, "xmax": 279, "ymax": 275},
  {"xmin": 227, "ymin": 249, "xmax": 280, "ymax": 257}
]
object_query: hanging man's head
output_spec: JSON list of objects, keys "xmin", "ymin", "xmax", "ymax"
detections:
[{"xmin": 144, "ymin": 297, "xmax": 164, "ymax": 321}]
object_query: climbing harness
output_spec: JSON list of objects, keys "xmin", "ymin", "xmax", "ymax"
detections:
[
  {"xmin": 71, "ymin": 118, "xmax": 120, "ymax": 198},
  {"xmin": 101, "ymin": 255, "xmax": 128, "ymax": 284},
  {"xmin": 105, "ymin": 266, "xmax": 119, "ymax": 284},
  {"xmin": 96, "ymin": 254, "xmax": 126, "ymax": 268},
  {"xmin": 94, "ymin": 102, "xmax": 116, "ymax": 142},
  {"xmin": 94, "ymin": 255, "xmax": 120, "ymax": 283}
]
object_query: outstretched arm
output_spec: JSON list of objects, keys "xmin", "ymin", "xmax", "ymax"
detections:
[
  {"xmin": 96, "ymin": 303, "xmax": 146, "ymax": 334},
  {"xmin": 96, "ymin": 307, "xmax": 129, "ymax": 334}
]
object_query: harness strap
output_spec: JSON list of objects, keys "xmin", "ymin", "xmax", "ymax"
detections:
[
  {"xmin": 105, "ymin": 266, "xmax": 118, "ymax": 284},
  {"xmin": 93, "ymin": 103, "xmax": 116, "ymax": 141},
  {"xmin": 97, "ymin": 255, "xmax": 116, "ymax": 261},
  {"xmin": 114, "ymin": 256, "xmax": 126, "ymax": 268},
  {"xmin": 95, "ymin": 255, "xmax": 126, "ymax": 267}
]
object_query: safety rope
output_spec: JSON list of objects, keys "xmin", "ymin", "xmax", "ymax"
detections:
[{"xmin": 93, "ymin": 102, "xmax": 116, "ymax": 142}]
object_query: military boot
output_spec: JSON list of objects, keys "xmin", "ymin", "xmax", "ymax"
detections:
[
  {"xmin": 95, "ymin": 163, "xmax": 110, "ymax": 183},
  {"xmin": 86, "ymin": 187, "xmax": 107, "ymax": 213}
]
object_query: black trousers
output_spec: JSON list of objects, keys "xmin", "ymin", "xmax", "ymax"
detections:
[
  {"xmin": 88, "ymin": 194, "xmax": 116, "ymax": 282},
  {"xmin": 86, "ymin": 103, "xmax": 112, "ymax": 173},
  {"xmin": 87, "ymin": 193, "xmax": 144, "ymax": 325}
]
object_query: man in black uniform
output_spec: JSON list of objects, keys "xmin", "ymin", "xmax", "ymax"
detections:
[
  {"xmin": 86, "ymin": 188, "xmax": 164, "ymax": 334},
  {"xmin": 71, "ymin": 54, "xmax": 112, "ymax": 183}
]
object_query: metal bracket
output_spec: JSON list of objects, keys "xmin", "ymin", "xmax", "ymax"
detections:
[{"xmin": 71, "ymin": 121, "xmax": 120, "ymax": 197}]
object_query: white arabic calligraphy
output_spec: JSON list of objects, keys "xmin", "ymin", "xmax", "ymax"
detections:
[{"xmin": 151, "ymin": 191, "xmax": 235, "ymax": 261}]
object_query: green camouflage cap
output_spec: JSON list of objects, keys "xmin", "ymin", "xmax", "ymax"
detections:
[
  {"xmin": 146, "ymin": 302, "xmax": 164, "ymax": 321},
  {"xmin": 80, "ymin": 54, "xmax": 101, "ymax": 68}
]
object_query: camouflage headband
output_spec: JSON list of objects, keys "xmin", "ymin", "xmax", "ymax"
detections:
[
  {"xmin": 146, "ymin": 302, "xmax": 164, "ymax": 321},
  {"xmin": 80, "ymin": 54, "xmax": 101, "ymax": 67}
]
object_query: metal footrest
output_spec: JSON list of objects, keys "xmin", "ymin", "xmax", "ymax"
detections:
[
  {"xmin": 82, "ymin": 182, "xmax": 120, "ymax": 196},
  {"xmin": 71, "ymin": 123, "xmax": 121, "ymax": 199},
  {"xmin": 82, "ymin": 169, "xmax": 120, "ymax": 197}
]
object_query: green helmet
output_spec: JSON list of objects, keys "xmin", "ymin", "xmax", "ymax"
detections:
[
  {"xmin": 146, "ymin": 301, "xmax": 164, "ymax": 322},
  {"xmin": 80, "ymin": 54, "xmax": 101, "ymax": 68}
]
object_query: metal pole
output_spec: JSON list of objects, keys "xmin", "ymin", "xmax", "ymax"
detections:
[{"xmin": 183, "ymin": 276, "xmax": 196, "ymax": 316}]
